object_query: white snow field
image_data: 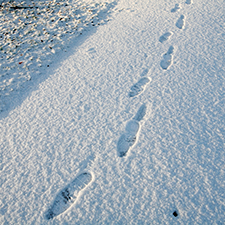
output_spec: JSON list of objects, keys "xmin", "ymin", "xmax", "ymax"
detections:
[{"xmin": 0, "ymin": 0, "xmax": 225, "ymax": 224}]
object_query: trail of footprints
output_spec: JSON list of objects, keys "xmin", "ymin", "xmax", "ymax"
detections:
[
  {"xmin": 119, "ymin": 1, "xmax": 191, "ymax": 155},
  {"xmin": 44, "ymin": 0, "xmax": 192, "ymax": 220},
  {"xmin": 160, "ymin": 1, "xmax": 191, "ymax": 70}
]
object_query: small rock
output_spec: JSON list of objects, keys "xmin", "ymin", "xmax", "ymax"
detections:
[{"xmin": 173, "ymin": 211, "xmax": 178, "ymax": 217}]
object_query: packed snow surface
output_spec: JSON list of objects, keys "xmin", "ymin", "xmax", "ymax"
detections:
[{"xmin": 0, "ymin": 0, "xmax": 225, "ymax": 224}]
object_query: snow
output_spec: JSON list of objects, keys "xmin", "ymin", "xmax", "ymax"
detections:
[
  {"xmin": 0, "ymin": 0, "xmax": 115, "ymax": 114},
  {"xmin": 0, "ymin": 0, "xmax": 225, "ymax": 224}
]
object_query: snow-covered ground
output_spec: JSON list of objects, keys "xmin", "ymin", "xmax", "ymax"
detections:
[
  {"xmin": 0, "ymin": 0, "xmax": 225, "ymax": 224},
  {"xmin": 0, "ymin": 0, "xmax": 116, "ymax": 115}
]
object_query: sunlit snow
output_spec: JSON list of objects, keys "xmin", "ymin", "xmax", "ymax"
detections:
[{"xmin": 0, "ymin": 0, "xmax": 224, "ymax": 224}]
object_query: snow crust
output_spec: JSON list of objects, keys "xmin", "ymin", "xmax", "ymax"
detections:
[{"xmin": 0, "ymin": 0, "xmax": 225, "ymax": 224}]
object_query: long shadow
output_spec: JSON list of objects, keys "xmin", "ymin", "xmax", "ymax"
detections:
[{"xmin": 0, "ymin": 1, "xmax": 117, "ymax": 120}]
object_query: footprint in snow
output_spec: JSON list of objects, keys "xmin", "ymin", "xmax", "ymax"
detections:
[
  {"xmin": 117, "ymin": 104, "xmax": 147, "ymax": 157},
  {"xmin": 117, "ymin": 122, "xmax": 139, "ymax": 157},
  {"xmin": 140, "ymin": 68, "xmax": 149, "ymax": 77},
  {"xmin": 129, "ymin": 77, "xmax": 151, "ymax": 97},
  {"xmin": 171, "ymin": 4, "xmax": 181, "ymax": 13},
  {"xmin": 87, "ymin": 47, "xmax": 96, "ymax": 54},
  {"xmin": 45, "ymin": 172, "xmax": 93, "ymax": 220},
  {"xmin": 133, "ymin": 104, "xmax": 147, "ymax": 122},
  {"xmin": 185, "ymin": 0, "xmax": 192, "ymax": 4},
  {"xmin": 160, "ymin": 46, "xmax": 175, "ymax": 70},
  {"xmin": 159, "ymin": 32, "xmax": 173, "ymax": 43},
  {"xmin": 176, "ymin": 15, "xmax": 185, "ymax": 29}
]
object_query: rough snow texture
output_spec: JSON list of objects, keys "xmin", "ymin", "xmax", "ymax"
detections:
[
  {"xmin": 0, "ymin": 0, "xmax": 116, "ymax": 115},
  {"xmin": 0, "ymin": 0, "xmax": 225, "ymax": 224}
]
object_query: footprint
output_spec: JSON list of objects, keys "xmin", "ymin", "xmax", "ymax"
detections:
[
  {"xmin": 140, "ymin": 68, "xmax": 149, "ymax": 77},
  {"xmin": 45, "ymin": 172, "xmax": 93, "ymax": 220},
  {"xmin": 133, "ymin": 103, "xmax": 147, "ymax": 122},
  {"xmin": 125, "ymin": 120, "xmax": 140, "ymax": 135},
  {"xmin": 87, "ymin": 47, "xmax": 96, "ymax": 53},
  {"xmin": 129, "ymin": 77, "xmax": 151, "ymax": 97},
  {"xmin": 117, "ymin": 104, "xmax": 147, "ymax": 157},
  {"xmin": 185, "ymin": 0, "xmax": 192, "ymax": 4},
  {"xmin": 159, "ymin": 32, "xmax": 173, "ymax": 43},
  {"xmin": 167, "ymin": 46, "xmax": 174, "ymax": 55},
  {"xmin": 171, "ymin": 4, "xmax": 181, "ymax": 13},
  {"xmin": 160, "ymin": 46, "xmax": 174, "ymax": 70},
  {"xmin": 176, "ymin": 15, "xmax": 185, "ymax": 29},
  {"xmin": 117, "ymin": 133, "xmax": 137, "ymax": 157}
]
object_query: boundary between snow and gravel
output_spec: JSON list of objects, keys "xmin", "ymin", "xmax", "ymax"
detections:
[
  {"xmin": 0, "ymin": 0, "xmax": 117, "ymax": 119},
  {"xmin": 0, "ymin": 0, "xmax": 224, "ymax": 224}
]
